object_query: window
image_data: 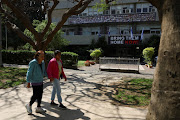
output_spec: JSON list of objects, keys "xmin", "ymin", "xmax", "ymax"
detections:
[
  {"xmin": 152, "ymin": 8, "xmax": 156, "ymax": 12},
  {"xmin": 120, "ymin": 30, "xmax": 123, "ymax": 35},
  {"xmin": 124, "ymin": 30, "xmax": 129, "ymax": 34},
  {"xmin": 88, "ymin": 12, "xmax": 93, "ymax": 16},
  {"xmin": 98, "ymin": 11, "xmax": 103, "ymax": 15},
  {"xmin": 69, "ymin": 29, "xmax": 74, "ymax": 35},
  {"xmin": 126, "ymin": 9, "xmax": 129, "ymax": 13},
  {"xmin": 91, "ymin": 32, "xmax": 95, "ymax": 35},
  {"xmin": 143, "ymin": 30, "xmax": 150, "ymax": 34},
  {"xmin": 149, "ymin": 6, "xmax": 153, "ymax": 12},
  {"xmin": 78, "ymin": 14, "xmax": 82, "ymax": 16},
  {"xmin": 94, "ymin": 12, "xmax": 98, "ymax": 16},
  {"xmin": 151, "ymin": 31, "xmax": 156, "ymax": 34},
  {"xmin": 123, "ymin": 7, "xmax": 127, "ymax": 13},
  {"xmin": 137, "ymin": 8, "xmax": 141, "ymax": 13},
  {"xmin": 78, "ymin": 28, "xmax": 83, "ymax": 35},
  {"xmin": 117, "ymin": 10, "xmax": 120, "ymax": 14},
  {"xmin": 66, "ymin": 30, "xmax": 69, "ymax": 35},
  {"xmin": 151, "ymin": 28, "xmax": 161, "ymax": 34},
  {"xmin": 103, "ymin": 10, "xmax": 109, "ymax": 15},
  {"xmin": 143, "ymin": 8, "xmax": 148, "ymax": 13},
  {"xmin": 130, "ymin": 8, "xmax": 133, "ymax": 13},
  {"xmin": 156, "ymin": 31, "xmax": 161, "ymax": 34},
  {"xmin": 83, "ymin": 13, "xmax": 87, "ymax": 16},
  {"xmin": 111, "ymin": 9, "xmax": 116, "ymax": 14}
]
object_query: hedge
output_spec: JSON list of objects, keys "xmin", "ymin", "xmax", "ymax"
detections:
[{"xmin": 2, "ymin": 50, "xmax": 78, "ymax": 69}]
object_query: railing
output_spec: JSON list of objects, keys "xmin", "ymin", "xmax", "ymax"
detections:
[
  {"xmin": 68, "ymin": 12, "xmax": 156, "ymax": 24},
  {"xmin": 99, "ymin": 57, "xmax": 140, "ymax": 72}
]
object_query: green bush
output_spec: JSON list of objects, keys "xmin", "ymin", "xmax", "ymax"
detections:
[
  {"xmin": 61, "ymin": 52, "xmax": 79, "ymax": 69},
  {"xmin": 142, "ymin": 47, "xmax": 155, "ymax": 65},
  {"xmin": 90, "ymin": 49, "xmax": 102, "ymax": 62},
  {"xmin": 17, "ymin": 43, "xmax": 33, "ymax": 51},
  {"xmin": 2, "ymin": 50, "xmax": 78, "ymax": 69},
  {"xmin": 143, "ymin": 35, "xmax": 160, "ymax": 59},
  {"xmin": 2, "ymin": 50, "xmax": 35, "ymax": 64}
]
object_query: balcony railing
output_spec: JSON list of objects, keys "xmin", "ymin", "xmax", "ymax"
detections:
[{"xmin": 68, "ymin": 12, "xmax": 156, "ymax": 24}]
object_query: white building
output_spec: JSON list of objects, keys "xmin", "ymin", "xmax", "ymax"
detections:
[{"xmin": 51, "ymin": 0, "xmax": 161, "ymax": 57}]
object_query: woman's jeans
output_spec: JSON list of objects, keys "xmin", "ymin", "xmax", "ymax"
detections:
[{"xmin": 51, "ymin": 78, "xmax": 62, "ymax": 103}]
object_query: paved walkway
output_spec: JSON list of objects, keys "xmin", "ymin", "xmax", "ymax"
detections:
[{"xmin": 0, "ymin": 64, "xmax": 155, "ymax": 120}]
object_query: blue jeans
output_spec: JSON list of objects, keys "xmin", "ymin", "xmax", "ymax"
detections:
[{"xmin": 51, "ymin": 78, "xmax": 62, "ymax": 103}]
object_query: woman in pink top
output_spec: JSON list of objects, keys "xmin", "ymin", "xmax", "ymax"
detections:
[{"xmin": 47, "ymin": 50, "xmax": 67, "ymax": 109}]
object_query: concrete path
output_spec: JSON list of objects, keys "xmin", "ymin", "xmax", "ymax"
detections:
[{"xmin": 0, "ymin": 64, "xmax": 155, "ymax": 120}]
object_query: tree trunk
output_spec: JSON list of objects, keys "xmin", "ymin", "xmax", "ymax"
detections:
[{"xmin": 146, "ymin": 0, "xmax": 180, "ymax": 119}]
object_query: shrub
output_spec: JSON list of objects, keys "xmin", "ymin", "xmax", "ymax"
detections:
[
  {"xmin": 142, "ymin": 47, "xmax": 155, "ymax": 65},
  {"xmin": 90, "ymin": 49, "xmax": 102, "ymax": 63},
  {"xmin": 2, "ymin": 50, "xmax": 78, "ymax": 69},
  {"xmin": 2, "ymin": 50, "xmax": 35, "ymax": 64},
  {"xmin": 143, "ymin": 35, "xmax": 160, "ymax": 57},
  {"xmin": 61, "ymin": 52, "xmax": 79, "ymax": 69}
]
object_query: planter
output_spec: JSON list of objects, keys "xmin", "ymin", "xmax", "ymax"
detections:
[
  {"xmin": 85, "ymin": 60, "xmax": 90, "ymax": 66},
  {"xmin": 148, "ymin": 65, "xmax": 153, "ymax": 68},
  {"xmin": 90, "ymin": 61, "xmax": 95, "ymax": 65}
]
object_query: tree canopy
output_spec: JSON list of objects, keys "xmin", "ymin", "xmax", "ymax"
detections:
[{"xmin": 24, "ymin": 20, "xmax": 69, "ymax": 50}]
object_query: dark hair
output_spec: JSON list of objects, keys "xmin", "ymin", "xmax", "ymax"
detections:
[
  {"xmin": 34, "ymin": 50, "xmax": 44, "ymax": 60},
  {"xmin": 54, "ymin": 50, "xmax": 61, "ymax": 56}
]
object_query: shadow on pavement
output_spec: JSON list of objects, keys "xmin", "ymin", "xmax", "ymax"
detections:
[{"xmin": 30, "ymin": 101, "xmax": 90, "ymax": 120}]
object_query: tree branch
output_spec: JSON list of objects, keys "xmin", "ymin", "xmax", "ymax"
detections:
[
  {"xmin": 72, "ymin": 0, "xmax": 92, "ymax": 15},
  {"xmin": 6, "ymin": 21, "xmax": 36, "ymax": 49},
  {"xmin": 1, "ymin": 0, "xmax": 40, "ymax": 40},
  {"xmin": 146, "ymin": 0, "xmax": 161, "ymax": 9},
  {"xmin": 42, "ymin": 0, "xmax": 50, "ymax": 13},
  {"xmin": 41, "ymin": 0, "xmax": 59, "ymax": 37},
  {"xmin": 0, "ymin": 4, "xmax": 15, "ymax": 21}
]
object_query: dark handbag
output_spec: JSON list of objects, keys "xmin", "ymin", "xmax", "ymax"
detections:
[{"xmin": 60, "ymin": 74, "xmax": 63, "ymax": 79}]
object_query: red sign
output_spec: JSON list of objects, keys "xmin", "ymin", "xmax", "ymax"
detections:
[{"xmin": 125, "ymin": 40, "xmax": 139, "ymax": 45}]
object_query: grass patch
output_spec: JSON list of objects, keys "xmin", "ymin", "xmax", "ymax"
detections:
[
  {"xmin": 0, "ymin": 67, "xmax": 27, "ymax": 89},
  {"xmin": 78, "ymin": 60, "xmax": 96, "ymax": 67},
  {"xmin": 113, "ymin": 78, "xmax": 153, "ymax": 107},
  {"xmin": 78, "ymin": 60, "xmax": 86, "ymax": 67}
]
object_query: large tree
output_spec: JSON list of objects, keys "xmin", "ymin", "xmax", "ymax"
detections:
[
  {"xmin": 106, "ymin": 0, "xmax": 180, "ymax": 119},
  {"xmin": 145, "ymin": 0, "xmax": 180, "ymax": 119},
  {"xmin": 0, "ymin": 0, "xmax": 180, "ymax": 119}
]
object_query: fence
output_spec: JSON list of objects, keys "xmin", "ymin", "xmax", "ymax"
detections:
[
  {"xmin": 99, "ymin": 57, "xmax": 140, "ymax": 73},
  {"xmin": 68, "ymin": 12, "xmax": 156, "ymax": 24}
]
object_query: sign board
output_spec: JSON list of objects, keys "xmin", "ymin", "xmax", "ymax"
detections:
[{"xmin": 108, "ymin": 35, "xmax": 141, "ymax": 45}]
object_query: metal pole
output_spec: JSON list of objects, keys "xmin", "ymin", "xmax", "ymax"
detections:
[
  {"xmin": 0, "ymin": 15, "xmax": 2, "ymax": 67},
  {"xmin": 5, "ymin": 25, "xmax": 7, "ymax": 50}
]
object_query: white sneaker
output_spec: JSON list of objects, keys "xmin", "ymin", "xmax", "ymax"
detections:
[
  {"xmin": 25, "ymin": 104, "xmax": 32, "ymax": 114},
  {"xmin": 35, "ymin": 107, "xmax": 46, "ymax": 113}
]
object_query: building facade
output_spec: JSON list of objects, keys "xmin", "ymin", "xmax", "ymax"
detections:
[{"xmin": 51, "ymin": 0, "xmax": 161, "ymax": 57}]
